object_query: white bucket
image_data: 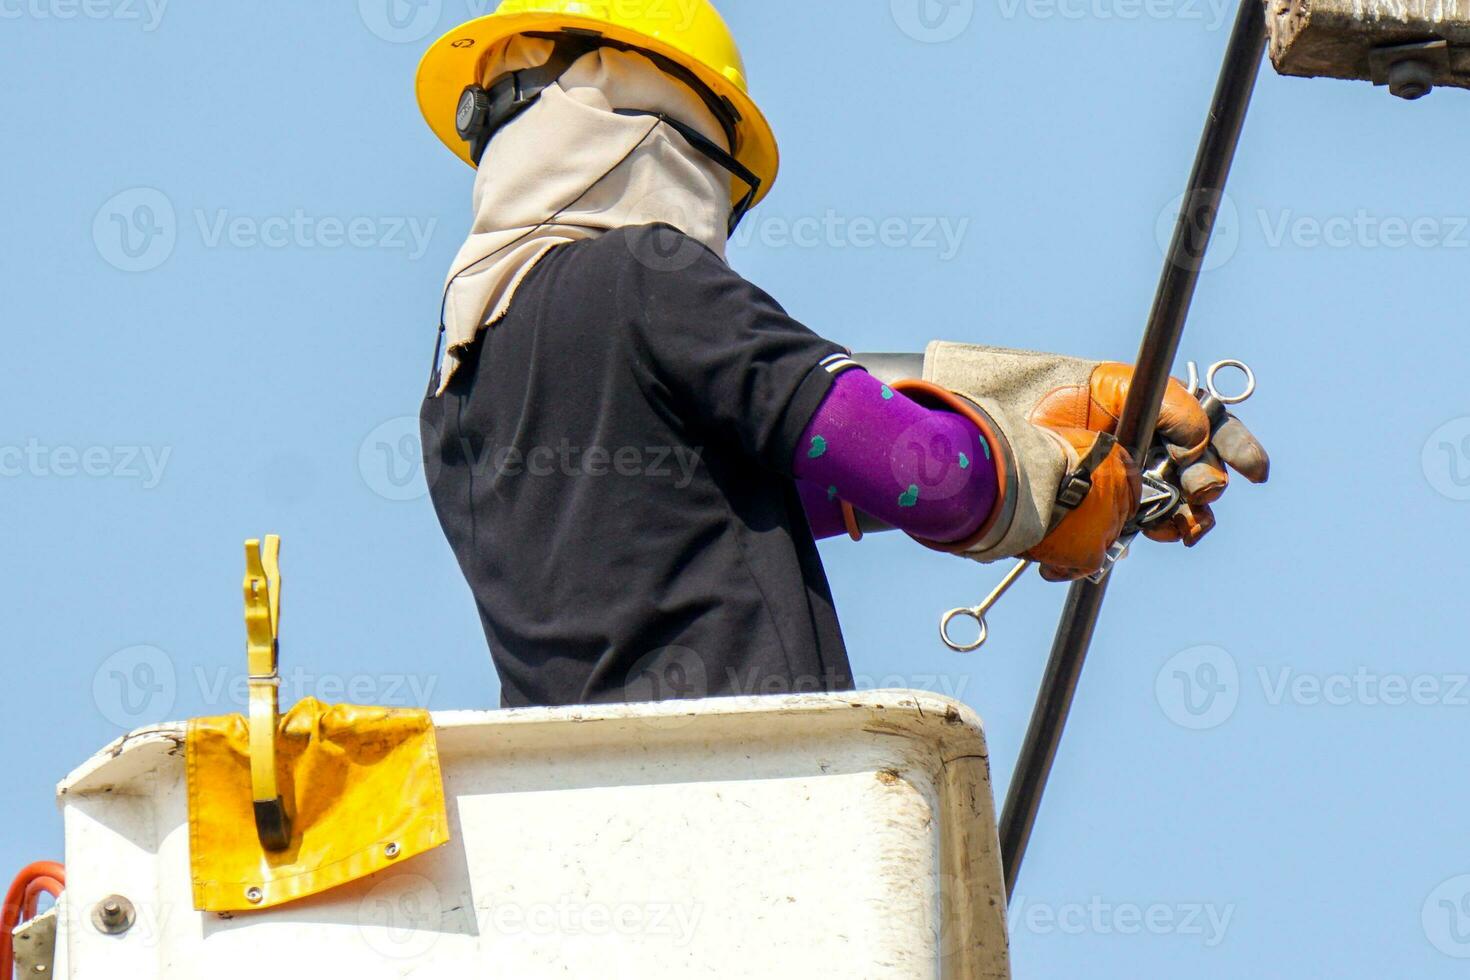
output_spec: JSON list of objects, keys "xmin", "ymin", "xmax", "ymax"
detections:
[{"xmin": 53, "ymin": 691, "xmax": 1010, "ymax": 978}]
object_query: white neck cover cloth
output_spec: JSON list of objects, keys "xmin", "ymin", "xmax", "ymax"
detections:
[{"xmin": 435, "ymin": 37, "xmax": 734, "ymax": 394}]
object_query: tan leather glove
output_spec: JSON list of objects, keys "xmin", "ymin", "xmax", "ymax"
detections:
[{"xmin": 1028, "ymin": 361, "xmax": 1269, "ymax": 546}]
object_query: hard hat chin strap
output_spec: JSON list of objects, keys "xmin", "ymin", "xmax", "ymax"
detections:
[
  {"xmin": 610, "ymin": 108, "xmax": 760, "ymax": 235},
  {"xmin": 454, "ymin": 32, "xmax": 759, "ymax": 235}
]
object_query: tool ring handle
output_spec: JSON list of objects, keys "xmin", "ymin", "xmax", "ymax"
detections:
[
  {"xmin": 940, "ymin": 607, "xmax": 989, "ymax": 653},
  {"xmin": 1205, "ymin": 359, "xmax": 1256, "ymax": 405}
]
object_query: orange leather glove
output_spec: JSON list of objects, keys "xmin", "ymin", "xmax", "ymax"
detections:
[
  {"xmin": 1029, "ymin": 363, "xmax": 1269, "ymax": 547},
  {"xmin": 1022, "ymin": 427, "xmax": 1142, "ymax": 581}
]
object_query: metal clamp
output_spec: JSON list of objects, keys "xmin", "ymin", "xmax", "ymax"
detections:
[
  {"xmin": 1087, "ymin": 358, "xmax": 1258, "ymax": 582},
  {"xmin": 244, "ymin": 535, "xmax": 291, "ymax": 852}
]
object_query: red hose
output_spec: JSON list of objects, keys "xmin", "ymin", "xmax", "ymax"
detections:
[
  {"xmin": 21, "ymin": 877, "xmax": 63, "ymax": 920},
  {"xmin": 1, "ymin": 861, "xmax": 65, "ymax": 977}
]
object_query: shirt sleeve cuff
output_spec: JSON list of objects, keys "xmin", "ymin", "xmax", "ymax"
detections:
[{"xmin": 769, "ymin": 351, "xmax": 855, "ymax": 471}]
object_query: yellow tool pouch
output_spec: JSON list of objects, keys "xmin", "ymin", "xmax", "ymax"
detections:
[
  {"xmin": 187, "ymin": 697, "xmax": 449, "ymax": 912},
  {"xmin": 188, "ymin": 535, "xmax": 450, "ymax": 912}
]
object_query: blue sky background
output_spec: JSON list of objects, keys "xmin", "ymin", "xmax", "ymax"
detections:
[{"xmin": 5, "ymin": 1, "xmax": 1470, "ymax": 975}]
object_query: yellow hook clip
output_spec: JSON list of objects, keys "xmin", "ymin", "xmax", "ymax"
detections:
[{"xmin": 243, "ymin": 534, "xmax": 290, "ymax": 851}]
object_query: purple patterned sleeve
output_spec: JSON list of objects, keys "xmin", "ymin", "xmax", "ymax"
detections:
[{"xmin": 793, "ymin": 369, "xmax": 999, "ymax": 543}]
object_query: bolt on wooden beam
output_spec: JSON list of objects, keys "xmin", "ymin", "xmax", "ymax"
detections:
[{"xmin": 1267, "ymin": 0, "xmax": 1470, "ymax": 97}]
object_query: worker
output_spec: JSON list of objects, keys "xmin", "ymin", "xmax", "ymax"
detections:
[{"xmin": 415, "ymin": 0, "xmax": 1269, "ymax": 708}]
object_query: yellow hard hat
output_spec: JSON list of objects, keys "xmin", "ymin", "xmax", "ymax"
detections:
[{"xmin": 415, "ymin": 0, "xmax": 780, "ymax": 210}]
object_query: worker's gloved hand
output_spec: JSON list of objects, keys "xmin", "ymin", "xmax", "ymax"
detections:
[
  {"xmin": 916, "ymin": 343, "xmax": 1268, "ymax": 550},
  {"xmin": 1028, "ymin": 361, "xmax": 1269, "ymax": 546},
  {"xmin": 1021, "ymin": 426, "xmax": 1141, "ymax": 581},
  {"xmin": 887, "ymin": 379, "xmax": 1141, "ymax": 580}
]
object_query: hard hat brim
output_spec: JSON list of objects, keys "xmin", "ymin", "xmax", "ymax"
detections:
[{"xmin": 415, "ymin": 13, "xmax": 780, "ymax": 210}]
